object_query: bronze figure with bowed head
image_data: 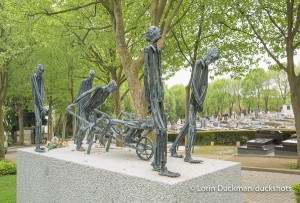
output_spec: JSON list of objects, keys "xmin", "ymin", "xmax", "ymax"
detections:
[
  {"xmin": 170, "ymin": 47, "xmax": 220, "ymax": 163},
  {"xmin": 31, "ymin": 64, "xmax": 47, "ymax": 153}
]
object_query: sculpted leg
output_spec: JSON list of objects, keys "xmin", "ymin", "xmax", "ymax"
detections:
[
  {"xmin": 184, "ymin": 105, "xmax": 203, "ymax": 164},
  {"xmin": 34, "ymin": 122, "xmax": 45, "ymax": 153},
  {"xmin": 169, "ymin": 122, "xmax": 189, "ymax": 158},
  {"xmin": 159, "ymin": 128, "xmax": 180, "ymax": 177},
  {"xmin": 76, "ymin": 127, "xmax": 86, "ymax": 151},
  {"xmin": 34, "ymin": 107, "xmax": 45, "ymax": 153},
  {"xmin": 151, "ymin": 130, "xmax": 160, "ymax": 171}
]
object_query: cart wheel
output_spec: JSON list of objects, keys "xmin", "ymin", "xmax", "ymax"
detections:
[{"xmin": 136, "ymin": 137, "xmax": 154, "ymax": 161}]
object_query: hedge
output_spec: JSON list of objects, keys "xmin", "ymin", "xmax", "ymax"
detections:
[
  {"xmin": 168, "ymin": 129, "xmax": 297, "ymax": 146},
  {"xmin": 292, "ymin": 184, "xmax": 300, "ymax": 203},
  {"xmin": 168, "ymin": 130, "xmax": 256, "ymax": 145},
  {"xmin": 0, "ymin": 159, "xmax": 16, "ymax": 176}
]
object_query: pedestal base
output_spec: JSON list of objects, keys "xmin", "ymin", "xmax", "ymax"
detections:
[{"xmin": 17, "ymin": 144, "xmax": 241, "ymax": 203}]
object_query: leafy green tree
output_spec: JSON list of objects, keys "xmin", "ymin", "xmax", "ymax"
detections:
[
  {"xmin": 241, "ymin": 68, "xmax": 266, "ymax": 110},
  {"xmin": 221, "ymin": 0, "xmax": 300, "ymax": 166},
  {"xmin": 268, "ymin": 67, "xmax": 290, "ymax": 104},
  {"xmin": 28, "ymin": 0, "xmax": 192, "ymax": 118},
  {"xmin": 227, "ymin": 79, "xmax": 243, "ymax": 116},
  {"xmin": 205, "ymin": 79, "xmax": 229, "ymax": 116},
  {"xmin": 168, "ymin": 85, "xmax": 186, "ymax": 122},
  {"xmin": 0, "ymin": 0, "xmax": 33, "ymax": 157},
  {"xmin": 163, "ymin": 86, "xmax": 176, "ymax": 123}
]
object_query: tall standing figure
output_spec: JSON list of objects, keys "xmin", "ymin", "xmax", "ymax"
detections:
[
  {"xmin": 31, "ymin": 64, "xmax": 47, "ymax": 152},
  {"xmin": 144, "ymin": 26, "xmax": 180, "ymax": 177},
  {"xmin": 75, "ymin": 70, "xmax": 95, "ymax": 144},
  {"xmin": 170, "ymin": 47, "xmax": 220, "ymax": 163}
]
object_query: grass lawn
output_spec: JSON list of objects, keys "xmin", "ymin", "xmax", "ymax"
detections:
[
  {"xmin": 192, "ymin": 145, "xmax": 237, "ymax": 155},
  {"xmin": 0, "ymin": 175, "xmax": 16, "ymax": 203}
]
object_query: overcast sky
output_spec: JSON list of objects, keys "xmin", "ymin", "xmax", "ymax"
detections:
[{"xmin": 165, "ymin": 53, "xmax": 300, "ymax": 88}]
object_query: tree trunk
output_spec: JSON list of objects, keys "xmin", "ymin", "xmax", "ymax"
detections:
[
  {"xmin": 185, "ymin": 83, "xmax": 191, "ymax": 120},
  {"xmin": 229, "ymin": 101, "xmax": 234, "ymax": 118},
  {"xmin": 72, "ymin": 115, "xmax": 76, "ymax": 139},
  {"xmin": 0, "ymin": 101, "xmax": 4, "ymax": 158},
  {"xmin": 48, "ymin": 96, "xmax": 53, "ymax": 140},
  {"xmin": 184, "ymin": 77, "xmax": 192, "ymax": 146},
  {"xmin": 54, "ymin": 113, "xmax": 62, "ymax": 135},
  {"xmin": 108, "ymin": 0, "xmax": 147, "ymax": 118},
  {"xmin": 18, "ymin": 108, "xmax": 24, "ymax": 145},
  {"xmin": 62, "ymin": 113, "xmax": 67, "ymax": 142},
  {"xmin": 106, "ymin": 0, "xmax": 183, "ymax": 119},
  {"xmin": 0, "ymin": 71, "xmax": 8, "ymax": 158},
  {"xmin": 288, "ymin": 73, "xmax": 300, "ymax": 166},
  {"xmin": 111, "ymin": 69, "xmax": 122, "ymax": 116},
  {"xmin": 264, "ymin": 97, "xmax": 269, "ymax": 113}
]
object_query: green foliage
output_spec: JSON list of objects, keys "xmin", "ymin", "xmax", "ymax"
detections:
[
  {"xmin": 0, "ymin": 158, "xmax": 16, "ymax": 176},
  {"xmin": 0, "ymin": 175, "xmax": 16, "ymax": 203},
  {"xmin": 171, "ymin": 85, "xmax": 186, "ymax": 116},
  {"xmin": 289, "ymin": 163, "xmax": 299, "ymax": 170},
  {"xmin": 292, "ymin": 184, "xmax": 300, "ymax": 203},
  {"xmin": 195, "ymin": 132, "xmax": 216, "ymax": 145},
  {"xmin": 168, "ymin": 130, "xmax": 255, "ymax": 145}
]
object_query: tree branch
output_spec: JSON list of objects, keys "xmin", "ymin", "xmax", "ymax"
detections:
[
  {"xmin": 264, "ymin": 8, "xmax": 286, "ymax": 38},
  {"xmin": 125, "ymin": 4, "xmax": 150, "ymax": 34},
  {"xmin": 241, "ymin": 9, "xmax": 285, "ymax": 70},
  {"xmin": 294, "ymin": 40, "xmax": 300, "ymax": 49},
  {"xmin": 171, "ymin": 29, "xmax": 191, "ymax": 65},
  {"xmin": 30, "ymin": 1, "xmax": 104, "ymax": 16},
  {"xmin": 157, "ymin": 0, "xmax": 168, "ymax": 24},
  {"xmin": 169, "ymin": 0, "xmax": 194, "ymax": 31},
  {"xmin": 219, "ymin": 21, "xmax": 255, "ymax": 38},
  {"xmin": 292, "ymin": 3, "xmax": 300, "ymax": 37}
]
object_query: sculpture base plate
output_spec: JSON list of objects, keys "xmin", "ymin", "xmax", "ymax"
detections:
[{"xmin": 17, "ymin": 144, "xmax": 241, "ymax": 203}]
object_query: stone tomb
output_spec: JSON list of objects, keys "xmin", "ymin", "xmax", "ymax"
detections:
[
  {"xmin": 237, "ymin": 129, "xmax": 297, "ymax": 156},
  {"xmin": 255, "ymin": 129, "xmax": 285, "ymax": 144},
  {"xmin": 238, "ymin": 138, "xmax": 274, "ymax": 155},
  {"xmin": 275, "ymin": 139, "xmax": 297, "ymax": 157},
  {"xmin": 17, "ymin": 145, "xmax": 241, "ymax": 203}
]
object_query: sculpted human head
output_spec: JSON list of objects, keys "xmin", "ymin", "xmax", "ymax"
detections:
[
  {"xmin": 145, "ymin": 26, "xmax": 161, "ymax": 43},
  {"xmin": 204, "ymin": 47, "xmax": 220, "ymax": 66},
  {"xmin": 106, "ymin": 80, "xmax": 117, "ymax": 94},
  {"xmin": 87, "ymin": 69, "xmax": 95, "ymax": 82},
  {"xmin": 36, "ymin": 64, "xmax": 44, "ymax": 76}
]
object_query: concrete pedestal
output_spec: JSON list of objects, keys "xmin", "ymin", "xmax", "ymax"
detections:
[{"xmin": 17, "ymin": 144, "xmax": 241, "ymax": 203}]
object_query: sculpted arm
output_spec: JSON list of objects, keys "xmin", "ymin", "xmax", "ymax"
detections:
[
  {"xmin": 144, "ymin": 47, "xmax": 151, "ymax": 108},
  {"xmin": 31, "ymin": 75, "xmax": 45, "ymax": 114},
  {"xmin": 66, "ymin": 85, "xmax": 101, "ymax": 111},
  {"xmin": 191, "ymin": 61, "xmax": 205, "ymax": 105}
]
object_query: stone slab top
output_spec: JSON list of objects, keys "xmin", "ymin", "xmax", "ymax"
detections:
[
  {"xmin": 247, "ymin": 138, "xmax": 273, "ymax": 144},
  {"xmin": 18, "ymin": 143, "xmax": 240, "ymax": 185},
  {"xmin": 282, "ymin": 139, "xmax": 297, "ymax": 146}
]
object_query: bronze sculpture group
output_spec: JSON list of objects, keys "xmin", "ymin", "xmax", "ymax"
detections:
[{"xmin": 31, "ymin": 26, "xmax": 219, "ymax": 178}]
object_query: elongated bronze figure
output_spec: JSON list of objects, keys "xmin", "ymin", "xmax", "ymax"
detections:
[
  {"xmin": 170, "ymin": 47, "xmax": 220, "ymax": 163},
  {"xmin": 74, "ymin": 70, "xmax": 95, "ymax": 144},
  {"xmin": 144, "ymin": 26, "xmax": 180, "ymax": 177},
  {"xmin": 31, "ymin": 64, "xmax": 47, "ymax": 152},
  {"xmin": 67, "ymin": 80, "xmax": 117, "ymax": 151}
]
